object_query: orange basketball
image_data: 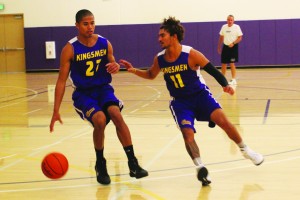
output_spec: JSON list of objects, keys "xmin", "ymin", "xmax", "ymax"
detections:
[{"xmin": 41, "ymin": 152, "xmax": 69, "ymax": 179}]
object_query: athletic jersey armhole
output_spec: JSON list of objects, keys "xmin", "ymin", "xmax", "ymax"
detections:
[
  {"xmin": 97, "ymin": 34, "xmax": 105, "ymax": 39},
  {"xmin": 68, "ymin": 36, "xmax": 78, "ymax": 44},
  {"xmin": 157, "ymin": 49, "xmax": 166, "ymax": 57},
  {"xmin": 182, "ymin": 45, "xmax": 192, "ymax": 53}
]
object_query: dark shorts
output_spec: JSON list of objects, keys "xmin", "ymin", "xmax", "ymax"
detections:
[
  {"xmin": 72, "ymin": 84, "xmax": 123, "ymax": 125},
  {"xmin": 221, "ymin": 44, "xmax": 239, "ymax": 63},
  {"xmin": 169, "ymin": 87, "xmax": 221, "ymax": 133}
]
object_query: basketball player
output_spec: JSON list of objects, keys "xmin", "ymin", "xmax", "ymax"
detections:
[
  {"xmin": 119, "ymin": 16, "xmax": 263, "ymax": 186},
  {"xmin": 49, "ymin": 9, "xmax": 148, "ymax": 185}
]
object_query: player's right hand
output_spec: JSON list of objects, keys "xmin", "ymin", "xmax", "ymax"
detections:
[{"xmin": 119, "ymin": 59, "xmax": 135, "ymax": 73}]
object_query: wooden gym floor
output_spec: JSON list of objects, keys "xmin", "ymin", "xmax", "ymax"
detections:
[{"xmin": 0, "ymin": 68, "xmax": 300, "ymax": 200}]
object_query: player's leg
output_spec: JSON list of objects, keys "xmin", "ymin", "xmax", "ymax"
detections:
[
  {"xmin": 92, "ymin": 111, "xmax": 111, "ymax": 185},
  {"xmin": 107, "ymin": 105, "xmax": 132, "ymax": 146},
  {"xmin": 72, "ymin": 89, "xmax": 111, "ymax": 185},
  {"xmin": 181, "ymin": 128, "xmax": 200, "ymax": 159},
  {"xmin": 92, "ymin": 111, "xmax": 107, "ymax": 149},
  {"xmin": 210, "ymin": 108, "xmax": 264, "ymax": 165},
  {"xmin": 181, "ymin": 127, "xmax": 211, "ymax": 186},
  {"xmin": 170, "ymin": 99, "xmax": 211, "ymax": 186},
  {"xmin": 106, "ymin": 103, "xmax": 148, "ymax": 179}
]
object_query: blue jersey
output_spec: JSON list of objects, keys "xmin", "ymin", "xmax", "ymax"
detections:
[
  {"xmin": 68, "ymin": 35, "xmax": 111, "ymax": 89},
  {"xmin": 157, "ymin": 45, "xmax": 206, "ymax": 98}
]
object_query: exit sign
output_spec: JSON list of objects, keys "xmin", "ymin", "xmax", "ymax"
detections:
[{"xmin": 0, "ymin": 4, "xmax": 4, "ymax": 10}]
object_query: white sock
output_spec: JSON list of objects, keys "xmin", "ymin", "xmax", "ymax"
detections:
[
  {"xmin": 193, "ymin": 157, "xmax": 204, "ymax": 168},
  {"xmin": 238, "ymin": 142, "xmax": 246, "ymax": 148}
]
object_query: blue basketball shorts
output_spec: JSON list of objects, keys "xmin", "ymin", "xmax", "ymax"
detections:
[
  {"xmin": 169, "ymin": 88, "xmax": 221, "ymax": 133},
  {"xmin": 72, "ymin": 84, "xmax": 123, "ymax": 125}
]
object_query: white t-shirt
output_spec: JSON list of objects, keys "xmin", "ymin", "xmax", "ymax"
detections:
[{"xmin": 219, "ymin": 24, "xmax": 243, "ymax": 45}]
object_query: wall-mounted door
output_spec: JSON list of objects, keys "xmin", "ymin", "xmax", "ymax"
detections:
[{"xmin": 0, "ymin": 14, "xmax": 25, "ymax": 72}]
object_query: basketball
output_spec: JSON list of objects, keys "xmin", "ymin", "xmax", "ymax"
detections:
[{"xmin": 41, "ymin": 152, "xmax": 69, "ymax": 179}]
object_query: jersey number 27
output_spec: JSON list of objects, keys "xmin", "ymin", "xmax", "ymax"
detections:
[{"xmin": 86, "ymin": 59, "xmax": 101, "ymax": 76}]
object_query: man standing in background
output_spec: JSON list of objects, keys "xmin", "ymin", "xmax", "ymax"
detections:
[{"xmin": 218, "ymin": 15, "xmax": 243, "ymax": 85}]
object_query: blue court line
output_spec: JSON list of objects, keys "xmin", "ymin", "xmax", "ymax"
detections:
[{"xmin": 263, "ymin": 99, "xmax": 271, "ymax": 124}]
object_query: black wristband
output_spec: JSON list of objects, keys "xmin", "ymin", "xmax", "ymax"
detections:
[{"xmin": 203, "ymin": 62, "xmax": 228, "ymax": 87}]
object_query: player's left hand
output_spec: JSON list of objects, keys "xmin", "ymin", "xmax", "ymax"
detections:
[
  {"xmin": 223, "ymin": 85, "xmax": 235, "ymax": 95},
  {"xmin": 106, "ymin": 62, "xmax": 120, "ymax": 74},
  {"xmin": 49, "ymin": 112, "xmax": 63, "ymax": 133}
]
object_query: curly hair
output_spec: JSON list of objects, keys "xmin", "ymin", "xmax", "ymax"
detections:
[{"xmin": 160, "ymin": 16, "xmax": 185, "ymax": 42}]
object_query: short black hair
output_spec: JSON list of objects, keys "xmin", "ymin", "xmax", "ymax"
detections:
[
  {"xmin": 75, "ymin": 9, "xmax": 93, "ymax": 23},
  {"xmin": 160, "ymin": 16, "xmax": 185, "ymax": 42}
]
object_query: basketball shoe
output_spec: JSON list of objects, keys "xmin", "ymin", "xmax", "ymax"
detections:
[
  {"xmin": 240, "ymin": 146, "xmax": 264, "ymax": 166},
  {"xmin": 196, "ymin": 166, "xmax": 211, "ymax": 186},
  {"xmin": 95, "ymin": 158, "xmax": 111, "ymax": 185},
  {"xmin": 128, "ymin": 158, "xmax": 148, "ymax": 179},
  {"xmin": 229, "ymin": 79, "xmax": 237, "ymax": 85}
]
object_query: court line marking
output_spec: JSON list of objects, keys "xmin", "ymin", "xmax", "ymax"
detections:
[
  {"xmin": 0, "ymin": 126, "xmax": 92, "ymax": 171},
  {"xmin": 1, "ymin": 155, "xmax": 300, "ymax": 193},
  {"xmin": 263, "ymin": 99, "xmax": 271, "ymax": 124},
  {"xmin": 144, "ymin": 133, "xmax": 181, "ymax": 169},
  {"xmin": 22, "ymin": 108, "xmax": 42, "ymax": 115},
  {"xmin": 0, "ymin": 154, "xmax": 17, "ymax": 159},
  {"xmin": 1, "ymin": 78, "xmax": 299, "ymax": 195},
  {"xmin": 1, "ymin": 148, "xmax": 299, "ymax": 185},
  {"xmin": 129, "ymin": 109, "xmax": 139, "ymax": 114},
  {"xmin": 122, "ymin": 85, "xmax": 162, "ymax": 113},
  {"xmin": 0, "ymin": 86, "xmax": 38, "ymax": 109},
  {"xmin": 0, "ymin": 85, "xmax": 221, "ymax": 196}
]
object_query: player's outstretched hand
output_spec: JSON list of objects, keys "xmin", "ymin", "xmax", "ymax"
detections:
[
  {"xmin": 119, "ymin": 59, "xmax": 136, "ymax": 73},
  {"xmin": 223, "ymin": 85, "xmax": 235, "ymax": 95}
]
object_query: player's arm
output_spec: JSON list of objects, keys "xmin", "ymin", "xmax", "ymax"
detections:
[
  {"xmin": 106, "ymin": 40, "xmax": 120, "ymax": 74},
  {"xmin": 49, "ymin": 43, "xmax": 72, "ymax": 132},
  {"xmin": 119, "ymin": 56, "xmax": 161, "ymax": 80},
  {"xmin": 189, "ymin": 48, "xmax": 234, "ymax": 95}
]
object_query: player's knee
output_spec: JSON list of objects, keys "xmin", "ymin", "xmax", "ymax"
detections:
[
  {"xmin": 184, "ymin": 137, "xmax": 195, "ymax": 144},
  {"xmin": 181, "ymin": 129, "xmax": 195, "ymax": 143},
  {"xmin": 108, "ymin": 108, "xmax": 123, "ymax": 123},
  {"xmin": 92, "ymin": 112, "xmax": 107, "ymax": 128}
]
